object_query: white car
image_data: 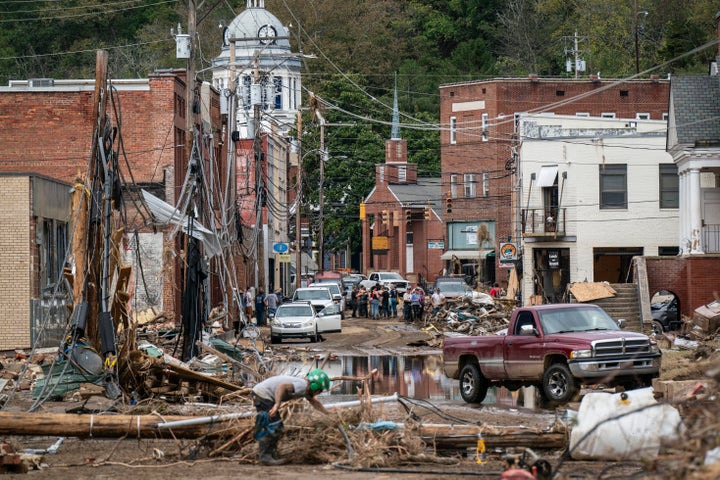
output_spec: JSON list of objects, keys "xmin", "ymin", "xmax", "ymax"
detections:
[
  {"xmin": 309, "ymin": 282, "xmax": 346, "ymax": 313},
  {"xmin": 270, "ymin": 302, "xmax": 342, "ymax": 343},
  {"xmin": 292, "ymin": 286, "xmax": 335, "ymax": 313}
]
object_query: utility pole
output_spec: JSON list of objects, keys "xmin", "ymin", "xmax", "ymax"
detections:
[
  {"xmin": 252, "ymin": 52, "xmax": 266, "ymax": 291},
  {"xmin": 295, "ymin": 112, "xmax": 303, "ymax": 289},
  {"xmin": 315, "ymin": 109, "xmax": 325, "ymax": 272},
  {"xmin": 563, "ymin": 31, "xmax": 587, "ymax": 79},
  {"xmin": 186, "ymin": 0, "xmax": 196, "ymax": 159}
]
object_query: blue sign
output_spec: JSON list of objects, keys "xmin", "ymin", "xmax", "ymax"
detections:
[
  {"xmin": 428, "ymin": 241, "xmax": 445, "ymax": 250},
  {"xmin": 273, "ymin": 242, "xmax": 289, "ymax": 253}
]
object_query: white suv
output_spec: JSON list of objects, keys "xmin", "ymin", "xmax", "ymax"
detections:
[
  {"xmin": 291, "ymin": 286, "xmax": 335, "ymax": 313},
  {"xmin": 360, "ymin": 272, "xmax": 410, "ymax": 293}
]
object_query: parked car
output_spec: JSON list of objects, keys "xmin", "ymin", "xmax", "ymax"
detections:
[
  {"xmin": 360, "ymin": 271, "xmax": 410, "ymax": 293},
  {"xmin": 270, "ymin": 301, "xmax": 342, "ymax": 344},
  {"xmin": 434, "ymin": 276, "xmax": 473, "ymax": 299},
  {"xmin": 651, "ymin": 297, "xmax": 681, "ymax": 335},
  {"xmin": 309, "ymin": 282, "xmax": 346, "ymax": 313},
  {"xmin": 291, "ymin": 286, "xmax": 335, "ymax": 313}
]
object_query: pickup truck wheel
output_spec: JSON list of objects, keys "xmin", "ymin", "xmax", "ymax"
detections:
[
  {"xmin": 459, "ymin": 364, "xmax": 489, "ymax": 403},
  {"xmin": 542, "ymin": 364, "xmax": 577, "ymax": 404}
]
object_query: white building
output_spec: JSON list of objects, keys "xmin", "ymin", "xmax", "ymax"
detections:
[
  {"xmin": 518, "ymin": 114, "xmax": 679, "ymax": 304},
  {"xmin": 210, "ymin": 0, "xmax": 304, "ymax": 293},
  {"xmin": 211, "ymin": 0, "xmax": 302, "ymax": 139}
]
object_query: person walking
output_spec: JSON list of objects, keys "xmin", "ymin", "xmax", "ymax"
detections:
[
  {"xmin": 244, "ymin": 288, "xmax": 254, "ymax": 325},
  {"xmin": 264, "ymin": 289, "xmax": 279, "ymax": 319},
  {"xmin": 255, "ymin": 288, "xmax": 267, "ymax": 326},
  {"xmin": 431, "ymin": 288, "xmax": 446, "ymax": 315},
  {"xmin": 251, "ymin": 369, "xmax": 331, "ymax": 465}
]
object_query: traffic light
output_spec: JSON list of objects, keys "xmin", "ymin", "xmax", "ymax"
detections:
[
  {"xmin": 405, "ymin": 210, "xmax": 412, "ymax": 224},
  {"xmin": 445, "ymin": 196, "xmax": 453, "ymax": 214},
  {"xmin": 424, "ymin": 205, "xmax": 431, "ymax": 221},
  {"xmin": 382, "ymin": 210, "xmax": 390, "ymax": 227}
]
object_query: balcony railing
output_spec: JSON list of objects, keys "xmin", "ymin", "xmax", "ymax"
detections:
[
  {"xmin": 522, "ymin": 207, "xmax": 566, "ymax": 237},
  {"xmin": 704, "ymin": 224, "xmax": 720, "ymax": 253}
]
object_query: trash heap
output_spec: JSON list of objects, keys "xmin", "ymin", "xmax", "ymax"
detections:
[{"xmin": 421, "ymin": 292, "xmax": 517, "ymax": 336}]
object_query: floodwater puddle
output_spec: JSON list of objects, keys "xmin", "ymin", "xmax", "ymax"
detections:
[{"xmin": 273, "ymin": 354, "xmax": 536, "ymax": 408}]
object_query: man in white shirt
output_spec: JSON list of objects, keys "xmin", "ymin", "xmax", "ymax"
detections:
[{"xmin": 431, "ymin": 288, "xmax": 446, "ymax": 315}]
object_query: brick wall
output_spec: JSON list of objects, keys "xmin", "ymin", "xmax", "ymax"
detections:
[
  {"xmin": 440, "ymin": 78, "xmax": 670, "ymax": 284},
  {"xmin": 646, "ymin": 255, "xmax": 720, "ymax": 318},
  {"xmin": 0, "ymin": 177, "xmax": 31, "ymax": 349}
]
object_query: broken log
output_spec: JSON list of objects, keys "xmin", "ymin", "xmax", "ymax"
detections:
[
  {"xmin": 416, "ymin": 424, "xmax": 566, "ymax": 450},
  {"xmin": 0, "ymin": 412, "xmax": 251, "ymax": 439}
]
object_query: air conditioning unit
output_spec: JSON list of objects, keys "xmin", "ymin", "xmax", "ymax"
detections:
[{"xmin": 28, "ymin": 78, "xmax": 54, "ymax": 87}]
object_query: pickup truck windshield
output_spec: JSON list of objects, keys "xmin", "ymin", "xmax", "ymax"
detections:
[{"xmin": 538, "ymin": 307, "xmax": 620, "ymax": 334}]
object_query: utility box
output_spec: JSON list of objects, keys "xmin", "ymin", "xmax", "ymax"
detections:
[{"xmin": 693, "ymin": 300, "xmax": 720, "ymax": 333}]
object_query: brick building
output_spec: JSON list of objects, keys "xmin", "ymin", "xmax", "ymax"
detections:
[
  {"xmin": 439, "ymin": 77, "xmax": 670, "ymax": 288},
  {"xmin": 0, "ymin": 71, "xmax": 235, "ymax": 349}
]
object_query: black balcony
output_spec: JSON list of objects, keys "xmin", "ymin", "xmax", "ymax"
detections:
[{"xmin": 522, "ymin": 207, "xmax": 566, "ymax": 237}]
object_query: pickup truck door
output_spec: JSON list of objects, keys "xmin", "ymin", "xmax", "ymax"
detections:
[{"xmin": 503, "ymin": 311, "xmax": 544, "ymax": 380}]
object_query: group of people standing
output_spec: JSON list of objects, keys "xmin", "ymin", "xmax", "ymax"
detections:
[
  {"xmin": 237, "ymin": 287, "xmax": 283, "ymax": 331},
  {"xmin": 349, "ymin": 284, "xmax": 399, "ymax": 320}
]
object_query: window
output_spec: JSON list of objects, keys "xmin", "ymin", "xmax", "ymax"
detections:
[
  {"xmin": 482, "ymin": 172, "xmax": 489, "ymax": 197},
  {"xmin": 398, "ymin": 165, "xmax": 407, "ymax": 182},
  {"xmin": 273, "ymin": 77, "xmax": 282, "ymax": 109},
  {"xmin": 576, "ymin": 112, "xmax": 590, "ymax": 117},
  {"xmin": 450, "ymin": 174, "xmax": 458, "ymax": 198},
  {"xmin": 636, "ymin": 113, "xmax": 650, "ymax": 120},
  {"xmin": 450, "ymin": 116, "xmax": 457, "ymax": 144},
  {"xmin": 481, "ymin": 113, "xmax": 488, "ymax": 142},
  {"xmin": 599, "ymin": 164, "xmax": 627, "ymax": 209},
  {"xmin": 464, "ymin": 174, "xmax": 476, "ymax": 198},
  {"xmin": 659, "ymin": 164, "xmax": 679, "ymax": 208},
  {"xmin": 601, "ymin": 112, "xmax": 616, "ymax": 118},
  {"xmin": 662, "ymin": 112, "xmax": 669, "ymax": 121}
]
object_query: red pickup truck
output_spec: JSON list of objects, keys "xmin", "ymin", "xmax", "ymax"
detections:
[{"xmin": 443, "ymin": 303, "xmax": 661, "ymax": 406}]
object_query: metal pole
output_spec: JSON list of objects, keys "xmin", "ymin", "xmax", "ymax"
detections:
[
  {"xmin": 316, "ymin": 110, "xmax": 325, "ymax": 272},
  {"xmin": 295, "ymin": 113, "xmax": 303, "ymax": 289},
  {"xmin": 634, "ymin": 0, "xmax": 639, "ymax": 74}
]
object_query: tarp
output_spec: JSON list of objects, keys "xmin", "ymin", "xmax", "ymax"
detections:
[
  {"xmin": 440, "ymin": 249, "xmax": 494, "ymax": 260},
  {"xmin": 141, "ymin": 189, "xmax": 224, "ymax": 257}
]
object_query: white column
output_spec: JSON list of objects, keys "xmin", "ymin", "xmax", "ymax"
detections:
[
  {"xmin": 688, "ymin": 168, "xmax": 704, "ymax": 254},
  {"xmin": 679, "ymin": 170, "xmax": 688, "ymax": 254}
]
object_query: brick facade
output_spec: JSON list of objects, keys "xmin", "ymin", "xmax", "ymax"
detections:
[
  {"xmin": 0, "ymin": 177, "xmax": 32, "ymax": 349},
  {"xmin": 440, "ymin": 78, "xmax": 670, "ymax": 284},
  {"xmin": 0, "ymin": 72, "xmax": 235, "ymax": 348},
  {"xmin": 646, "ymin": 256, "xmax": 720, "ymax": 318}
]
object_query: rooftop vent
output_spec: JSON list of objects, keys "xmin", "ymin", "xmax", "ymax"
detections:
[{"xmin": 28, "ymin": 78, "xmax": 54, "ymax": 87}]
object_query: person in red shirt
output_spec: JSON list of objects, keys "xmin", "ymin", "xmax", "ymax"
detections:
[{"xmin": 489, "ymin": 283, "xmax": 501, "ymax": 298}]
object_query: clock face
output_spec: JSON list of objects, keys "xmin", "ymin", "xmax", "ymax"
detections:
[
  {"xmin": 222, "ymin": 27, "xmax": 230, "ymax": 46},
  {"xmin": 258, "ymin": 24, "xmax": 277, "ymax": 44}
]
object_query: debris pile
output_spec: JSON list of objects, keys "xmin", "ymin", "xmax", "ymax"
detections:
[{"xmin": 418, "ymin": 292, "xmax": 517, "ymax": 337}]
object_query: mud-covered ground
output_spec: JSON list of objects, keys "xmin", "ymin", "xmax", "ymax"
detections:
[{"xmin": 3, "ymin": 315, "xmax": 719, "ymax": 479}]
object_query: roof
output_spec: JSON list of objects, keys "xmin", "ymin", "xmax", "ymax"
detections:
[
  {"xmin": 388, "ymin": 178, "xmax": 443, "ymax": 220},
  {"xmin": 669, "ymin": 76, "xmax": 720, "ymax": 146}
]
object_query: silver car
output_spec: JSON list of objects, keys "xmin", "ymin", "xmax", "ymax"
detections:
[{"xmin": 270, "ymin": 302, "xmax": 342, "ymax": 344}]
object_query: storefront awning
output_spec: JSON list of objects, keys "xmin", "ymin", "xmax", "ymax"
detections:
[
  {"xmin": 536, "ymin": 165, "xmax": 558, "ymax": 187},
  {"xmin": 440, "ymin": 249, "xmax": 494, "ymax": 260}
]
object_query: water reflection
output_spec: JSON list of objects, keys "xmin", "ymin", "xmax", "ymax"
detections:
[{"xmin": 274, "ymin": 354, "xmax": 538, "ymax": 406}]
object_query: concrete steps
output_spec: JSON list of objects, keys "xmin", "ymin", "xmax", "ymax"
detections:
[{"xmin": 579, "ymin": 283, "xmax": 643, "ymax": 332}]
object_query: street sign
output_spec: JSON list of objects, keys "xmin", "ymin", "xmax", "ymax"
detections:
[
  {"xmin": 427, "ymin": 241, "xmax": 444, "ymax": 249},
  {"xmin": 278, "ymin": 254, "xmax": 291, "ymax": 263},
  {"xmin": 273, "ymin": 242, "xmax": 289, "ymax": 253}
]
